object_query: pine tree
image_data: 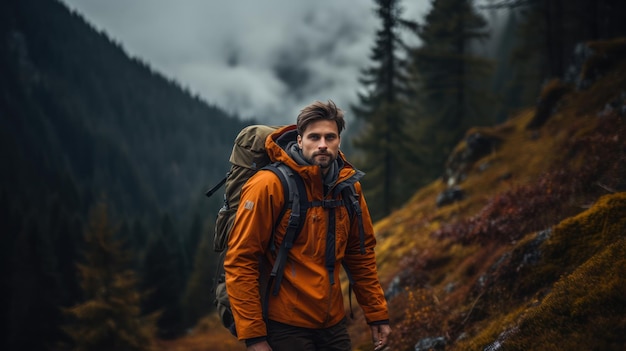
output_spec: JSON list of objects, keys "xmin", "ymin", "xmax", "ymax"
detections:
[
  {"xmin": 351, "ymin": 0, "xmax": 418, "ymax": 219},
  {"xmin": 140, "ymin": 213, "xmax": 186, "ymax": 338},
  {"xmin": 410, "ymin": 0, "xmax": 493, "ymax": 171},
  {"xmin": 181, "ymin": 228, "xmax": 216, "ymax": 327},
  {"xmin": 62, "ymin": 202, "xmax": 157, "ymax": 351}
]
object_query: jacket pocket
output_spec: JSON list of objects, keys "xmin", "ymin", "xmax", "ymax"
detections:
[{"xmin": 303, "ymin": 213, "xmax": 323, "ymax": 257}]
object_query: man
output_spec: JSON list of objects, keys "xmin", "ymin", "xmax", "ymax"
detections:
[{"xmin": 224, "ymin": 100, "xmax": 391, "ymax": 351}]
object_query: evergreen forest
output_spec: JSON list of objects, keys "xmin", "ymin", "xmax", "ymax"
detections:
[{"xmin": 2, "ymin": 0, "xmax": 625, "ymax": 350}]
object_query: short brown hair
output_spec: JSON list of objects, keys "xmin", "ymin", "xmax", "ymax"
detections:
[{"xmin": 296, "ymin": 100, "xmax": 345, "ymax": 136}]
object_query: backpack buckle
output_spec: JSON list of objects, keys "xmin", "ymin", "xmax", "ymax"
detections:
[{"xmin": 321, "ymin": 199, "xmax": 343, "ymax": 208}]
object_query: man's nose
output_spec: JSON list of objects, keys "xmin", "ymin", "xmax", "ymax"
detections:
[{"xmin": 319, "ymin": 137, "xmax": 328, "ymax": 149}]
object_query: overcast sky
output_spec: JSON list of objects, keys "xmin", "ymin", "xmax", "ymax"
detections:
[{"xmin": 59, "ymin": 0, "xmax": 431, "ymax": 125}]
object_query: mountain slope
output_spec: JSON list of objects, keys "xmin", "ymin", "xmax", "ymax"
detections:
[
  {"xmin": 1, "ymin": 0, "xmax": 250, "ymax": 349},
  {"xmin": 351, "ymin": 37, "xmax": 626, "ymax": 351},
  {"xmin": 1, "ymin": 0, "xmax": 248, "ymax": 218}
]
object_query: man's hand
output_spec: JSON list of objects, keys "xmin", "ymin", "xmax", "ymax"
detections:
[
  {"xmin": 247, "ymin": 340, "xmax": 272, "ymax": 351},
  {"xmin": 371, "ymin": 324, "xmax": 391, "ymax": 350}
]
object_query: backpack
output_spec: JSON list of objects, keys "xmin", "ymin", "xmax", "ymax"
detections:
[{"xmin": 206, "ymin": 124, "xmax": 365, "ymax": 336}]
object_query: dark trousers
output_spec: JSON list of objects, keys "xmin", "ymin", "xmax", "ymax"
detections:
[{"xmin": 267, "ymin": 318, "xmax": 352, "ymax": 351}]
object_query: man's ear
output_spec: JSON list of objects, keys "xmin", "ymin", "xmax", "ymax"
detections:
[{"xmin": 297, "ymin": 134, "xmax": 302, "ymax": 149}]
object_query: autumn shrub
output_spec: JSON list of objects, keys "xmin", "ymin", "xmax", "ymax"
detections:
[
  {"xmin": 393, "ymin": 248, "xmax": 440, "ymax": 288},
  {"xmin": 387, "ymin": 287, "xmax": 446, "ymax": 351},
  {"xmin": 432, "ymin": 113, "xmax": 625, "ymax": 246},
  {"xmin": 432, "ymin": 170, "xmax": 577, "ymax": 245}
]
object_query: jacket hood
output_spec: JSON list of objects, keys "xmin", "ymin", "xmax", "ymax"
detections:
[{"xmin": 265, "ymin": 125, "xmax": 362, "ymax": 188}]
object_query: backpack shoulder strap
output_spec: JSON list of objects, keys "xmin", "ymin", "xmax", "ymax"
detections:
[
  {"xmin": 260, "ymin": 165, "xmax": 367, "ymax": 297},
  {"xmin": 334, "ymin": 169, "xmax": 366, "ymax": 319},
  {"xmin": 261, "ymin": 163, "xmax": 291, "ymax": 254},
  {"xmin": 334, "ymin": 170, "xmax": 366, "ymax": 255},
  {"xmin": 260, "ymin": 163, "xmax": 308, "ymax": 296}
]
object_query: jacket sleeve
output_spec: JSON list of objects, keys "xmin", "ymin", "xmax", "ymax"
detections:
[
  {"xmin": 223, "ymin": 171, "xmax": 283, "ymax": 340},
  {"xmin": 342, "ymin": 182, "xmax": 389, "ymax": 324}
]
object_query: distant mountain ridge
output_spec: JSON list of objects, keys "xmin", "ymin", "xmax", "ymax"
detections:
[
  {"xmin": 1, "ymin": 0, "xmax": 248, "ymax": 219},
  {"xmin": 1, "ymin": 1, "xmax": 250, "ymax": 348}
]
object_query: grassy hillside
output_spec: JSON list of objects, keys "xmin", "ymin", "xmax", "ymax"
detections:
[
  {"xmin": 166, "ymin": 37, "xmax": 626, "ymax": 351},
  {"xmin": 350, "ymin": 37, "xmax": 626, "ymax": 351}
]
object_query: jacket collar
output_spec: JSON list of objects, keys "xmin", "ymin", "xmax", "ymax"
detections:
[{"xmin": 266, "ymin": 125, "xmax": 360, "ymax": 191}]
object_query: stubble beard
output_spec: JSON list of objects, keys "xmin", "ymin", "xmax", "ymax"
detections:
[{"xmin": 310, "ymin": 152, "xmax": 336, "ymax": 170}]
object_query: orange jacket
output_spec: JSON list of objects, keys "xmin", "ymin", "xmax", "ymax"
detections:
[{"xmin": 224, "ymin": 125, "xmax": 388, "ymax": 341}]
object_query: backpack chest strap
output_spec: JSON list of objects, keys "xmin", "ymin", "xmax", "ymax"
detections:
[
  {"xmin": 309, "ymin": 199, "xmax": 346, "ymax": 209},
  {"xmin": 264, "ymin": 162, "xmax": 367, "ymax": 296}
]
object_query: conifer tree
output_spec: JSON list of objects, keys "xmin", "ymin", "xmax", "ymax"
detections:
[
  {"xmin": 410, "ymin": 0, "xmax": 492, "ymax": 171},
  {"xmin": 181, "ymin": 229, "xmax": 216, "ymax": 327},
  {"xmin": 140, "ymin": 214, "xmax": 186, "ymax": 338},
  {"xmin": 352, "ymin": 0, "xmax": 418, "ymax": 219},
  {"xmin": 63, "ymin": 202, "xmax": 157, "ymax": 351}
]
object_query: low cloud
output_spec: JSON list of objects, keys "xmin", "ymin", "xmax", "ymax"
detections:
[{"xmin": 62, "ymin": 0, "xmax": 429, "ymax": 124}]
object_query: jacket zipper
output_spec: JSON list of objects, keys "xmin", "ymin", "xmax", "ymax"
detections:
[{"xmin": 321, "ymin": 169, "xmax": 358, "ymax": 326}]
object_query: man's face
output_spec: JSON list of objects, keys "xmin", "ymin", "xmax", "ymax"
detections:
[{"xmin": 297, "ymin": 119, "xmax": 340, "ymax": 174}]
